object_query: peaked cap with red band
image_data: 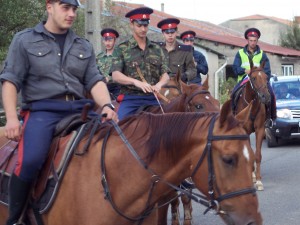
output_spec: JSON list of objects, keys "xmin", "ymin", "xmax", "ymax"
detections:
[
  {"xmin": 101, "ymin": 28, "xmax": 119, "ymax": 39},
  {"xmin": 244, "ymin": 28, "xmax": 261, "ymax": 39},
  {"xmin": 180, "ymin": 30, "xmax": 196, "ymax": 40},
  {"xmin": 157, "ymin": 18, "xmax": 180, "ymax": 31},
  {"xmin": 125, "ymin": 7, "xmax": 153, "ymax": 24}
]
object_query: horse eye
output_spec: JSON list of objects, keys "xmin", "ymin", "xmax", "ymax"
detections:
[
  {"xmin": 195, "ymin": 104, "xmax": 204, "ymax": 110},
  {"xmin": 222, "ymin": 155, "xmax": 236, "ymax": 167}
]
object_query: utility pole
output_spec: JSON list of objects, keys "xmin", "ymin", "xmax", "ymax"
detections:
[{"xmin": 85, "ymin": 0, "xmax": 102, "ymax": 54}]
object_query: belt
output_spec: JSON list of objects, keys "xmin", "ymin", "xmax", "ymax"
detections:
[{"xmin": 52, "ymin": 94, "xmax": 78, "ymax": 101}]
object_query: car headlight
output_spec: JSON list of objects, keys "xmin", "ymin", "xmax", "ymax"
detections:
[{"xmin": 277, "ymin": 109, "xmax": 293, "ymax": 119}]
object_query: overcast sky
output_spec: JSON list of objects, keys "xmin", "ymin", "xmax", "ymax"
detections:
[{"xmin": 119, "ymin": 0, "xmax": 300, "ymax": 24}]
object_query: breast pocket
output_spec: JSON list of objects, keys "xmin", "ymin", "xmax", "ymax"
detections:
[
  {"xmin": 67, "ymin": 47, "xmax": 92, "ymax": 78},
  {"xmin": 27, "ymin": 46, "xmax": 54, "ymax": 76},
  {"xmin": 148, "ymin": 57, "xmax": 162, "ymax": 81}
]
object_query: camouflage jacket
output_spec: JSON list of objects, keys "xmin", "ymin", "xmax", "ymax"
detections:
[
  {"xmin": 110, "ymin": 36, "xmax": 170, "ymax": 95},
  {"xmin": 96, "ymin": 51, "xmax": 113, "ymax": 82},
  {"xmin": 158, "ymin": 41, "xmax": 196, "ymax": 82}
]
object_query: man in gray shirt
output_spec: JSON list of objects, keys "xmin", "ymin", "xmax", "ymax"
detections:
[{"xmin": 1, "ymin": 1, "xmax": 118, "ymax": 224}]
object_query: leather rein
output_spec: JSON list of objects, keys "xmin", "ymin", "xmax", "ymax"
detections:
[{"xmin": 100, "ymin": 114, "xmax": 256, "ymax": 223}]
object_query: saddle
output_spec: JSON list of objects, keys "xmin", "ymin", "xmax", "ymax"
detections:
[
  {"xmin": 231, "ymin": 78, "xmax": 249, "ymax": 115},
  {"xmin": 0, "ymin": 113, "xmax": 94, "ymax": 216}
]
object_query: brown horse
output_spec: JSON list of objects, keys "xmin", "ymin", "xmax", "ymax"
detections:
[
  {"xmin": 158, "ymin": 74, "xmax": 220, "ymax": 225},
  {"xmin": 0, "ymin": 100, "xmax": 262, "ymax": 225},
  {"xmin": 232, "ymin": 62, "xmax": 271, "ymax": 191}
]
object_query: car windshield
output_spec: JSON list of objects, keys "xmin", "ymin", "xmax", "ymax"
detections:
[{"xmin": 273, "ymin": 81, "xmax": 300, "ymax": 100}]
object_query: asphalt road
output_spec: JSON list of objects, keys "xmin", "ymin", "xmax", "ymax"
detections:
[{"xmin": 168, "ymin": 134, "xmax": 300, "ymax": 225}]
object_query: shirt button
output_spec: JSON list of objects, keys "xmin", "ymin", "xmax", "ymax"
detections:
[
  {"xmin": 65, "ymin": 83, "xmax": 69, "ymax": 86},
  {"xmin": 38, "ymin": 52, "xmax": 42, "ymax": 55},
  {"xmin": 79, "ymin": 54, "xmax": 83, "ymax": 58},
  {"xmin": 58, "ymin": 53, "xmax": 61, "ymax": 56}
]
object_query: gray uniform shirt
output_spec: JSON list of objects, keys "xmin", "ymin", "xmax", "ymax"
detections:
[{"xmin": 0, "ymin": 22, "xmax": 104, "ymax": 103}]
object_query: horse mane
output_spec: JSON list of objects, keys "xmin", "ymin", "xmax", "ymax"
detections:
[{"xmin": 118, "ymin": 112, "xmax": 216, "ymax": 163}]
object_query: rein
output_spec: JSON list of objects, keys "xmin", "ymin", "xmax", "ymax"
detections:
[{"xmin": 100, "ymin": 116, "xmax": 255, "ymax": 223}]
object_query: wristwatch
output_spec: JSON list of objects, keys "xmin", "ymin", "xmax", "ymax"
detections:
[{"xmin": 102, "ymin": 103, "xmax": 115, "ymax": 111}]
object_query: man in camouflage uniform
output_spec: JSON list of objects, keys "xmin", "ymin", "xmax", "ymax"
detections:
[
  {"xmin": 96, "ymin": 28, "xmax": 120, "ymax": 99},
  {"xmin": 111, "ymin": 7, "xmax": 170, "ymax": 120},
  {"xmin": 157, "ymin": 18, "xmax": 196, "ymax": 83},
  {"xmin": 180, "ymin": 30, "xmax": 208, "ymax": 85}
]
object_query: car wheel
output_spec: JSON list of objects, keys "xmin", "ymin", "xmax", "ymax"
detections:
[{"xmin": 265, "ymin": 128, "xmax": 278, "ymax": 147}]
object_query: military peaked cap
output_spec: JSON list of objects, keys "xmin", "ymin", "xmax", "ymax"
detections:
[
  {"xmin": 157, "ymin": 18, "xmax": 180, "ymax": 31},
  {"xmin": 180, "ymin": 30, "xmax": 196, "ymax": 40},
  {"xmin": 125, "ymin": 7, "xmax": 153, "ymax": 25},
  {"xmin": 101, "ymin": 28, "xmax": 119, "ymax": 39},
  {"xmin": 244, "ymin": 28, "xmax": 261, "ymax": 39},
  {"xmin": 46, "ymin": 0, "xmax": 82, "ymax": 7}
]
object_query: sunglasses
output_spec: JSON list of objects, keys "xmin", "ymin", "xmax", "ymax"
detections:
[{"xmin": 183, "ymin": 38, "xmax": 195, "ymax": 42}]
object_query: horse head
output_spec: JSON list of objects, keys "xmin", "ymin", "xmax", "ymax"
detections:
[
  {"xmin": 190, "ymin": 100, "xmax": 262, "ymax": 225},
  {"xmin": 181, "ymin": 77, "xmax": 220, "ymax": 112},
  {"xmin": 160, "ymin": 68, "xmax": 182, "ymax": 100},
  {"xmin": 248, "ymin": 61, "xmax": 271, "ymax": 104}
]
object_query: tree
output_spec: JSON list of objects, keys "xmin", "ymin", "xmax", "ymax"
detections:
[
  {"xmin": 279, "ymin": 17, "xmax": 300, "ymax": 50},
  {"xmin": 0, "ymin": 0, "xmax": 45, "ymax": 61}
]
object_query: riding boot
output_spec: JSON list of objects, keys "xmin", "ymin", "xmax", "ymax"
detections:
[{"xmin": 6, "ymin": 174, "xmax": 31, "ymax": 225}]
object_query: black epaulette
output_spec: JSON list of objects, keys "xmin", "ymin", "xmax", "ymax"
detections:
[
  {"xmin": 151, "ymin": 41, "xmax": 165, "ymax": 47},
  {"xmin": 118, "ymin": 39, "xmax": 130, "ymax": 47},
  {"xmin": 177, "ymin": 44, "xmax": 193, "ymax": 51}
]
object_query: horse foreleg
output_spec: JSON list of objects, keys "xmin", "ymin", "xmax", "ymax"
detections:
[
  {"xmin": 170, "ymin": 196, "xmax": 180, "ymax": 225},
  {"xmin": 181, "ymin": 194, "xmax": 193, "ymax": 225},
  {"xmin": 157, "ymin": 191, "xmax": 179, "ymax": 225},
  {"xmin": 254, "ymin": 127, "xmax": 264, "ymax": 191}
]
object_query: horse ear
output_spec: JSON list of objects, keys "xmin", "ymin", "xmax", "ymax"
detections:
[
  {"xmin": 236, "ymin": 100, "xmax": 252, "ymax": 124},
  {"xmin": 202, "ymin": 75, "xmax": 209, "ymax": 91},
  {"xmin": 219, "ymin": 99, "xmax": 232, "ymax": 126},
  {"xmin": 175, "ymin": 68, "xmax": 181, "ymax": 84}
]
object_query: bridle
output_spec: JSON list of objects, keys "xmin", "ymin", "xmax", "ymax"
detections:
[
  {"xmin": 100, "ymin": 114, "xmax": 256, "ymax": 223},
  {"xmin": 247, "ymin": 68, "xmax": 270, "ymax": 104},
  {"xmin": 185, "ymin": 89, "xmax": 213, "ymax": 111}
]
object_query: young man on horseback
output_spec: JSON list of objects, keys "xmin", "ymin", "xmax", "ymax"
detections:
[
  {"xmin": 156, "ymin": 18, "xmax": 196, "ymax": 84},
  {"xmin": 96, "ymin": 28, "xmax": 120, "ymax": 100},
  {"xmin": 111, "ymin": 7, "xmax": 170, "ymax": 120},
  {"xmin": 232, "ymin": 27, "xmax": 276, "ymax": 126},
  {"xmin": 0, "ymin": 0, "xmax": 118, "ymax": 224},
  {"xmin": 180, "ymin": 30, "xmax": 208, "ymax": 85}
]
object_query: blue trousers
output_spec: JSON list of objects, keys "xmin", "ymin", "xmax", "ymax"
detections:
[
  {"xmin": 15, "ymin": 99, "xmax": 96, "ymax": 182},
  {"xmin": 118, "ymin": 95, "xmax": 159, "ymax": 120}
]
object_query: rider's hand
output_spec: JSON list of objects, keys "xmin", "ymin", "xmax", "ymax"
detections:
[
  {"xmin": 245, "ymin": 69, "xmax": 251, "ymax": 75},
  {"xmin": 133, "ymin": 80, "xmax": 153, "ymax": 93},
  {"xmin": 101, "ymin": 107, "xmax": 119, "ymax": 123},
  {"xmin": 5, "ymin": 118, "xmax": 22, "ymax": 142}
]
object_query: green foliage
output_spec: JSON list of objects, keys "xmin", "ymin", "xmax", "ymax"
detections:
[
  {"xmin": 219, "ymin": 77, "xmax": 237, "ymax": 104},
  {"xmin": 72, "ymin": 8, "xmax": 85, "ymax": 37},
  {"xmin": 279, "ymin": 17, "xmax": 300, "ymax": 50},
  {"xmin": 101, "ymin": 0, "xmax": 131, "ymax": 42},
  {"xmin": 0, "ymin": 0, "xmax": 45, "ymax": 61}
]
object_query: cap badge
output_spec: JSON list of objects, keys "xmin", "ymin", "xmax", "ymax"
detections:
[{"xmin": 143, "ymin": 14, "xmax": 146, "ymax": 19}]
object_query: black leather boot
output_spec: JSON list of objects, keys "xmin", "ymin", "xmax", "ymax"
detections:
[{"xmin": 6, "ymin": 174, "xmax": 31, "ymax": 225}]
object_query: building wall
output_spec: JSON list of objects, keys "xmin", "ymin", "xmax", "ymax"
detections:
[{"xmin": 221, "ymin": 19, "xmax": 290, "ymax": 45}]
